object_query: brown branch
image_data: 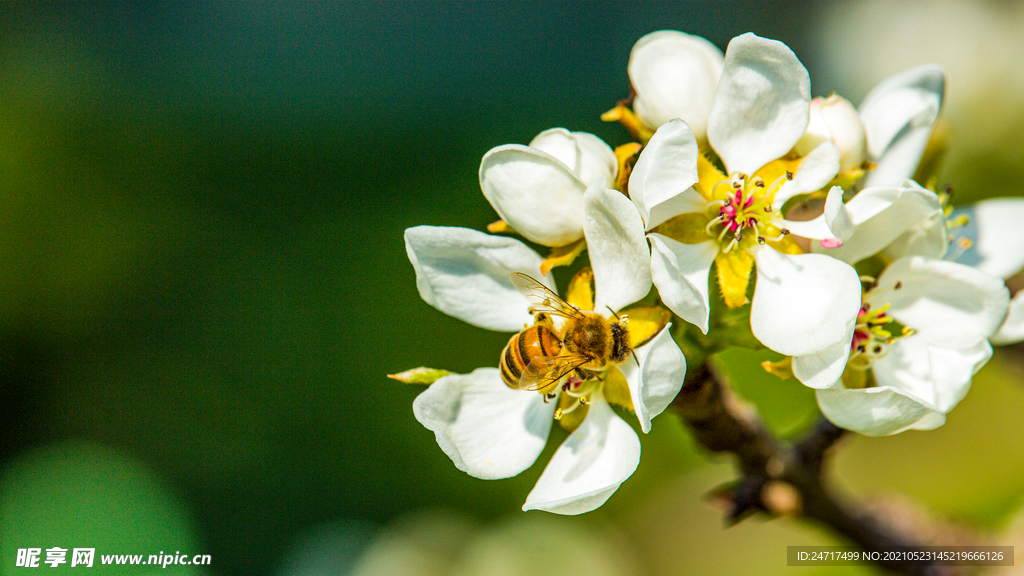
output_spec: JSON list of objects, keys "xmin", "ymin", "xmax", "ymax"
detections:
[{"xmin": 672, "ymin": 361, "xmax": 964, "ymax": 576}]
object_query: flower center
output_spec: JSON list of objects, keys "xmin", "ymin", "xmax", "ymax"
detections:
[
  {"xmin": 849, "ymin": 303, "xmax": 896, "ymax": 369},
  {"xmin": 704, "ymin": 172, "xmax": 792, "ymax": 253},
  {"xmin": 552, "ymin": 374, "xmax": 603, "ymax": 420},
  {"xmin": 848, "ymin": 278, "xmax": 915, "ymax": 371}
]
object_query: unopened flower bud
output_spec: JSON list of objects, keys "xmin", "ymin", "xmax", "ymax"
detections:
[
  {"xmin": 796, "ymin": 95, "xmax": 867, "ymax": 172},
  {"xmin": 528, "ymin": 128, "xmax": 617, "ymax": 188},
  {"xmin": 628, "ymin": 30, "xmax": 724, "ymax": 140},
  {"xmin": 479, "ymin": 128, "xmax": 617, "ymax": 247}
]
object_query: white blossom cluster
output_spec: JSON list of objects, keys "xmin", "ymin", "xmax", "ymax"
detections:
[{"xmin": 400, "ymin": 31, "xmax": 1023, "ymax": 514}]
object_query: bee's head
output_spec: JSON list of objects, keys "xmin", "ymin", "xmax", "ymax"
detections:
[{"xmin": 609, "ymin": 321, "xmax": 630, "ymax": 364}]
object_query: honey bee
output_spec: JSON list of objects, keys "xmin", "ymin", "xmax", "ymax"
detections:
[{"xmin": 499, "ymin": 272, "xmax": 632, "ymax": 395}]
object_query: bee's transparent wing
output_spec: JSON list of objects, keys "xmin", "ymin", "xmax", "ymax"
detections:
[
  {"xmin": 510, "ymin": 272, "xmax": 584, "ymax": 320},
  {"xmin": 518, "ymin": 354, "xmax": 589, "ymax": 392}
]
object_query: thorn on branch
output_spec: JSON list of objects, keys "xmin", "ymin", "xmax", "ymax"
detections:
[
  {"xmin": 727, "ymin": 475, "xmax": 768, "ymax": 525},
  {"xmin": 706, "ymin": 478, "xmax": 770, "ymax": 526}
]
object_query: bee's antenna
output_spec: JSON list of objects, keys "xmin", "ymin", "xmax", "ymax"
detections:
[
  {"xmin": 606, "ymin": 306, "xmax": 621, "ymax": 320},
  {"xmin": 631, "ymin": 349, "xmax": 639, "ymax": 367}
]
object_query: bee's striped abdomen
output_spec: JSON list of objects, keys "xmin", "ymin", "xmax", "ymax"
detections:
[{"xmin": 499, "ymin": 325, "xmax": 562, "ymax": 389}]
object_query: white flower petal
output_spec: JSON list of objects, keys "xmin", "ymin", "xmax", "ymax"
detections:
[
  {"xmin": 584, "ymin": 185, "xmax": 653, "ymax": 313},
  {"xmin": 860, "ymin": 65, "xmax": 944, "ymax": 187},
  {"xmin": 906, "ymin": 411, "xmax": 947, "ymax": 433},
  {"xmin": 865, "ymin": 132, "xmax": 930, "ymax": 188},
  {"xmin": 872, "ymin": 256, "xmax": 1009, "ymax": 349},
  {"xmin": 572, "ymin": 132, "xmax": 619, "ymax": 187},
  {"xmin": 523, "ymin": 396, "xmax": 640, "ymax": 515},
  {"xmin": 628, "ymin": 119, "xmax": 699, "ymax": 228},
  {"xmin": 528, "ymin": 128, "xmax": 579, "ymax": 167},
  {"xmin": 991, "ymin": 290, "xmax": 1024, "ymax": 345},
  {"xmin": 707, "ymin": 33, "xmax": 810, "ymax": 176},
  {"xmin": 792, "ymin": 337, "xmax": 853, "ymax": 389},
  {"xmin": 479, "ymin": 145, "xmax": 587, "ymax": 247},
  {"xmin": 924, "ymin": 341, "xmax": 991, "ymax": 413},
  {"xmin": 866, "ymin": 338, "xmax": 990, "ymax": 423},
  {"xmin": 405, "ymin": 226, "xmax": 554, "ymax": 331},
  {"xmin": 529, "ymin": 129, "xmax": 617, "ymax": 188},
  {"xmin": 823, "ymin": 185, "xmax": 854, "ymax": 241},
  {"xmin": 870, "ymin": 336, "xmax": 935, "ymax": 406},
  {"xmin": 628, "ymin": 30, "xmax": 724, "ymax": 138},
  {"xmin": 816, "ymin": 385, "xmax": 938, "ymax": 437},
  {"xmin": 647, "ymin": 187, "xmax": 709, "ymax": 230},
  {"xmin": 819, "ymin": 337, "xmax": 990, "ymax": 437},
  {"xmin": 773, "ymin": 142, "xmax": 841, "ymax": 208},
  {"xmin": 860, "ymin": 64, "xmax": 944, "ymax": 158},
  {"xmin": 841, "ymin": 185, "xmax": 903, "ymax": 221},
  {"xmin": 647, "ymin": 233, "xmax": 716, "ymax": 333},
  {"xmin": 751, "ymin": 248, "xmax": 861, "ymax": 356},
  {"xmin": 621, "ymin": 324, "xmax": 687, "ymax": 434},
  {"xmin": 778, "ymin": 218, "xmax": 832, "ymax": 242},
  {"xmin": 883, "ymin": 209, "xmax": 949, "ymax": 262},
  {"xmin": 958, "ymin": 198, "xmax": 1024, "ymax": 279},
  {"xmin": 812, "ymin": 184, "xmax": 944, "ymax": 265},
  {"xmin": 413, "ymin": 368, "xmax": 555, "ymax": 479},
  {"xmin": 779, "ymin": 186, "xmax": 850, "ymax": 242}
]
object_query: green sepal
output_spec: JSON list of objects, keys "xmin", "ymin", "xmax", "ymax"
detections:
[
  {"xmin": 912, "ymin": 121, "xmax": 950, "ymax": 187},
  {"xmin": 715, "ymin": 249, "xmax": 754, "ymax": 309},
  {"xmin": 602, "ymin": 367, "xmax": 635, "ymax": 413},
  {"xmin": 652, "ymin": 213, "xmax": 713, "ymax": 244},
  {"xmin": 670, "ymin": 262, "xmax": 764, "ymax": 360},
  {"xmin": 840, "ymin": 366, "xmax": 870, "ymax": 389},
  {"xmin": 540, "ymin": 237, "xmax": 587, "ymax": 276},
  {"xmin": 761, "ymin": 356, "xmax": 794, "ymax": 380},
  {"xmin": 387, "ymin": 367, "xmax": 453, "ymax": 385}
]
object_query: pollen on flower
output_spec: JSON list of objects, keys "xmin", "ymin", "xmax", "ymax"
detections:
[
  {"xmin": 847, "ymin": 277, "xmax": 914, "ymax": 372},
  {"xmin": 849, "ymin": 303, "xmax": 897, "ymax": 370},
  {"xmin": 553, "ymin": 373, "xmax": 603, "ymax": 421},
  {"xmin": 703, "ymin": 172, "xmax": 791, "ymax": 253}
]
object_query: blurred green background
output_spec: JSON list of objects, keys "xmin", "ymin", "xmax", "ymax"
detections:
[{"xmin": 2, "ymin": 2, "xmax": 1024, "ymax": 575}]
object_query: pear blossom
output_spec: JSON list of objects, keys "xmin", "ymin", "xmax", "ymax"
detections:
[
  {"xmin": 815, "ymin": 256, "xmax": 1008, "ymax": 435},
  {"xmin": 627, "ymin": 33, "xmax": 862, "ymax": 386},
  {"xmin": 626, "ymin": 30, "xmax": 724, "ymax": 140},
  {"xmin": 405, "ymin": 186, "xmax": 686, "ymax": 515},
  {"xmin": 811, "ymin": 181, "xmax": 1024, "ymax": 349},
  {"xmin": 786, "ymin": 180, "xmax": 947, "ymax": 387},
  {"xmin": 765, "ymin": 180, "xmax": 947, "ymax": 387},
  {"xmin": 479, "ymin": 128, "xmax": 617, "ymax": 247},
  {"xmin": 789, "ymin": 180, "xmax": 1009, "ymax": 431}
]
